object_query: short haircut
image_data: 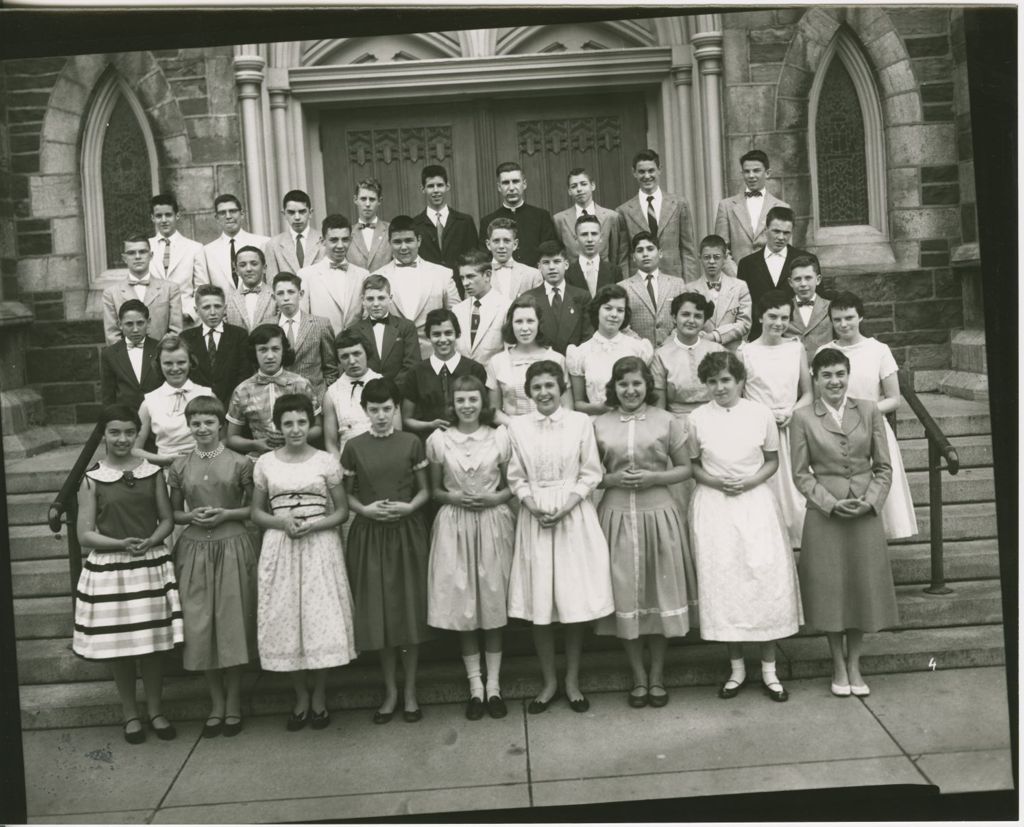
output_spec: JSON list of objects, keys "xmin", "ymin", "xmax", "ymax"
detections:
[
  {"xmin": 421, "ymin": 164, "xmax": 448, "ymax": 185},
  {"xmin": 486, "ymin": 217, "xmax": 517, "ymax": 238},
  {"xmin": 282, "ymin": 189, "xmax": 311, "ymax": 209},
  {"xmin": 525, "ymin": 359, "xmax": 567, "ymax": 396},
  {"xmin": 272, "ymin": 272, "xmax": 302, "ymax": 291},
  {"xmin": 194, "ymin": 284, "xmax": 226, "ymax": 303},
  {"xmin": 739, "ymin": 149, "xmax": 770, "ymax": 168},
  {"xmin": 631, "ymin": 148, "xmax": 661, "ymax": 169},
  {"xmin": 321, "ymin": 213, "xmax": 351, "ymax": 235},
  {"xmin": 118, "ymin": 298, "xmax": 150, "ymax": 320},
  {"xmin": 501, "ymin": 294, "xmax": 550, "ymax": 347},
  {"xmin": 360, "ymin": 377, "xmax": 401, "ymax": 408},
  {"xmin": 495, "ymin": 161, "xmax": 523, "ymax": 178},
  {"xmin": 156, "ymin": 332, "xmax": 198, "ymax": 377},
  {"xmin": 604, "ymin": 355, "xmax": 658, "ymax": 409},
  {"xmin": 249, "ymin": 323, "xmax": 296, "ymax": 367},
  {"xmin": 699, "ymin": 234, "xmax": 728, "ymax": 254},
  {"xmin": 123, "ymin": 233, "xmax": 151, "ymax": 249},
  {"xmin": 354, "ymin": 178, "xmax": 382, "ymax": 198},
  {"xmin": 574, "ymin": 213, "xmax": 602, "ymax": 231},
  {"xmin": 361, "ymin": 273, "xmax": 392, "ymax": 294},
  {"xmin": 388, "ymin": 215, "xmax": 417, "ymax": 239},
  {"xmin": 631, "ymin": 230, "xmax": 659, "ymax": 251},
  {"xmin": 446, "ymin": 375, "xmax": 496, "ymax": 428},
  {"xmin": 214, "ymin": 193, "xmax": 242, "ymax": 212},
  {"xmin": 184, "ymin": 394, "xmax": 226, "ymax": 425},
  {"xmin": 828, "ymin": 291, "xmax": 865, "ymax": 318},
  {"xmin": 425, "ymin": 307, "xmax": 460, "ymax": 338},
  {"xmin": 766, "ymin": 205, "xmax": 795, "ymax": 226},
  {"xmin": 458, "ymin": 249, "xmax": 492, "ymax": 274},
  {"xmin": 757, "ymin": 288, "xmax": 794, "ymax": 319},
  {"xmin": 587, "ymin": 283, "xmax": 631, "ymax": 330},
  {"xmin": 100, "ymin": 403, "xmax": 141, "ymax": 430},
  {"xmin": 697, "ymin": 350, "xmax": 746, "ymax": 384},
  {"xmin": 150, "ymin": 193, "xmax": 178, "ymax": 213},
  {"xmin": 788, "ymin": 253, "xmax": 821, "ymax": 275},
  {"xmin": 272, "ymin": 392, "xmax": 315, "ymax": 429},
  {"xmin": 535, "ymin": 239, "xmax": 565, "ymax": 259},
  {"xmin": 566, "ymin": 166, "xmax": 593, "ymax": 185},
  {"xmin": 235, "ymin": 244, "xmax": 265, "ymax": 265},
  {"xmin": 811, "ymin": 346, "xmax": 852, "ymax": 377},
  {"xmin": 333, "ymin": 331, "xmax": 366, "ymax": 353},
  {"xmin": 671, "ymin": 291, "xmax": 713, "ymax": 319}
]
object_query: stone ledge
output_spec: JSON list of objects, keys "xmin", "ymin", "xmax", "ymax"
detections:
[{"xmin": 0, "ymin": 301, "xmax": 34, "ymax": 326}]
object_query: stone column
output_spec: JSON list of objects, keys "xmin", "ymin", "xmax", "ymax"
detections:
[
  {"xmin": 691, "ymin": 18, "xmax": 726, "ymax": 227},
  {"xmin": 233, "ymin": 49, "xmax": 271, "ymax": 236},
  {"xmin": 267, "ymin": 66, "xmax": 293, "ymax": 221},
  {"xmin": 670, "ymin": 48, "xmax": 701, "ymax": 236}
]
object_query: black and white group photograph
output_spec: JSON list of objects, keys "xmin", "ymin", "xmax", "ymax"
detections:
[{"xmin": 0, "ymin": 3, "xmax": 1016, "ymax": 824}]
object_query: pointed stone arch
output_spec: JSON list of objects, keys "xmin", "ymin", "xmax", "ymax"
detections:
[{"xmin": 496, "ymin": 20, "xmax": 656, "ymax": 54}]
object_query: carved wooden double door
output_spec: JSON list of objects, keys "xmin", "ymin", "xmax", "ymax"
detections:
[{"xmin": 320, "ymin": 92, "xmax": 647, "ymax": 222}]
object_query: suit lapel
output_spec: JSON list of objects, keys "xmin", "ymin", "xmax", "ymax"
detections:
[
  {"xmin": 731, "ymin": 196, "xmax": 755, "ymax": 240},
  {"xmin": 380, "ymin": 319, "xmax": 398, "ymax": 363},
  {"xmin": 814, "ymin": 400, "xmax": 844, "ymax": 436},
  {"xmin": 658, "ymin": 196, "xmax": 679, "ymax": 242},
  {"xmin": 140, "ymin": 341, "xmax": 158, "ymax": 388},
  {"xmin": 112, "ymin": 343, "xmax": 137, "ymax": 386},
  {"xmin": 293, "ymin": 317, "xmax": 312, "ymax": 353},
  {"xmin": 368, "ymin": 224, "xmax": 388, "ymax": 265},
  {"xmin": 841, "ymin": 399, "xmax": 863, "ymax": 435},
  {"xmin": 629, "ymin": 275, "xmax": 656, "ymax": 314}
]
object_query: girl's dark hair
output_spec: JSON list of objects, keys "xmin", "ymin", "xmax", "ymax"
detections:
[
  {"xmin": 587, "ymin": 283, "xmax": 631, "ymax": 330},
  {"xmin": 828, "ymin": 291, "xmax": 865, "ymax": 318},
  {"xmin": 697, "ymin": 350, "xmax": 746, "ymax": 384},
  {"xmin": 99, "ymin": 403, "xmax": 142, "ymax": 430},
  {"xmin": 360, "ymin": 377, "xmax": 401, "ymax": 409},
  {"xmin": 501, "ymin": 294, "xmax": 550, "ymax": 347},
  {"xmin": 184, "ymin": 395, "xmax": 226, "ymax": 425},
  {"xmin": 249, "ymin": 323, "xmax": 296, "ymax": 368},
  {"xmin": 604, "ymin": 356, "xmax": 658, "ymax": 408},
  {"xmin": 811, "ymin": 346, "xmax": 851, "ymax": 377},
  {"xmin": 272, "ymin": 393, "xmax": 315, "ymax": 429},
  {"xmin": 670, "ymin": 291, "xmax": 713, "ymax": 319},
  {"xmin": 446, "ymin": 375, "xmax": 496, "ymax": 428},
  {"xmin": 425, "ymin": 308, "xmax": 460, "ymax": 338},
  {"xmin": 757, "ymin": 288, "xmax": 794, "ymax": 320},
  {"xmin": 524, "ymin": 359, "xmax": 567, "ymax": 396}
]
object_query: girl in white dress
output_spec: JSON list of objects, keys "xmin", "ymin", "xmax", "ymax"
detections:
[
  {"xmin": 739, "ymin": 289, "xmax": 813, "ymax": 546},
  {"xmin": 568, "ymin": 284, "xmax": 653, "ymax": 416},
  {"xmin": 816, "ymin": 292, "xmax": 917, "ymax": 540},
  {"xmin": 507, "ymin": 360, "xmax": 614, "ymax": 714},
  {"xmin": 486, "ymin": 294, "xmax": 572, "ymax": 424},
  {"xmin": 427, "ymin": 375, "xmax": 515, "ymax": 720},
  {"xmin": 688, "ymin": 351, "xmax": 802, "ymax": 702}
]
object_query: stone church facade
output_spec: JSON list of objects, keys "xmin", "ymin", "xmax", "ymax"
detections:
[{"xmin": 0, "ymin": 7, "xmax": 980, "ymax": 427}]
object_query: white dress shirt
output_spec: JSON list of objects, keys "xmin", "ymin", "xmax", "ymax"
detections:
[
  {"xmin": 278, "ymin": 310, "xmax": 303, "ymax": 345},
  {"xmin": 797, "ymin": 302, "xmax": 814, "ymax": 327},
  {"xmin": 128, "ymin": 277, "xmax": 148, "ymax": 302},
  {"xmin": 822, "ymin": 397, "xmax": 848, "ymax": 429},
  {"xmin": 127, "ymin": 342, "xmax": 146, "ymax": 382},
  {"xmin": 641, "ymin": 269, "xmax": 662, "ymax": 304},
  {"xmin": 358, "ymin": 219, "xmax": 378, "ymax": 252},
  {"xmin": 544, "ymin": 280, "xmax": 567, "ymax": 304},
  {"xmin": 578, "ymin": 254, "xmax": 600, "ymax": 296},
  {"xmin": 745, "ymin": 189, "xmax": 764, "ymax": 232},
  {"xmin": 637, "ymin": 188, "xmax": 663, "ymax": 222},
  {"xmin": 575, "ymin": 202, "xmax": 596, "ymax": 219},
  {"xmin": 242, "ymin": 285, "xmax": 264, "ymax": 328},
  {"xmin": 201, "ymin": 323, "xmax": 224, "ymax": 351},
  {"xmin": 431, "ymin": 205, "xmax": 450, "ymax": 230},
  {"xmin": 763, "ymin": 245, "xmax": 788, "ymax": 285},
  {"xmin": 429, "ymin": 353, "xmax": 462, "ymax": 375}
]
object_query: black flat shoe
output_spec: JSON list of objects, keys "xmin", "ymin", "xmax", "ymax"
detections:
[
  {"xmin": 718, "ymin": 678, "xmax": 746, "ymax": 699},
  {"xmin": 527, "ymin": 690, "xmax": 561, "ymax": 714},
  {"xmin": 123, "ymin": 717, "xmax": 145, "ymax": 745},
  {"xmin": 372, "ymin": 710, "xmax": 393, "ymax": 725},
  {"xmin": 402, "ymin": 708, "xmax": 423, "ymax": 723},
  {"xmin": 762, "ymin": 680, "xmax": 789, "ymax": 702},
  {"xmin": 286, "ymin": 709, "xmax": 309, "ymax": 731},
  {"xmin": 310, "ymin": 708, "xmax": 330, "ymax": 730},
  {"xmin": 202, "ymin": 717, "xmax": 224, "ymax": 738},
  {"xmin": 465, "ymin": 697, "xmax": 485, "ymax": 721},
  {"xmin": 568, "ymin": 695, "xmax": 590, "ymax": 713},
  {"xmin": 486, "ymin": 695, "xmax": 508, "ymax": 719},
  {"xmin": 148, "ymin": 715, "xmax": 177, "ymax": 741},
  {"xmin": 628, "ymin": 684, "xmax": 649, "ymax": 708},
  {"xmin": 647, "ymin": 684, "xmax": 669, "ymax": 708},
  {"xmin": 222, "ymin": 716, "xmax": 242, "ymax": 737}
]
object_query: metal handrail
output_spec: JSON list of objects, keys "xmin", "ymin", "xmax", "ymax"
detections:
[
  {"xmin": 47, "ymin": 421, "xmax": 105, "ymax": 598},
  {"xmin": 897, "ymin": 368, "xmax": 960, "ymax": 595}
]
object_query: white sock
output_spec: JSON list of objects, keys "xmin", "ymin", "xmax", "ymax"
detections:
[
  {"xmin": 762, "ymin": 660, "xmax": 780, "ymax": 687},
  {"xmin": 484, "ymin": 651, "xmax": 503, "ymax": 697},
  {"xmin": 463, "ymin": 653, "xmax": 484, "ymax": 700},
  {"xmin": 729, "ymin": 657, "xmax": 746, "ymax": 685}
]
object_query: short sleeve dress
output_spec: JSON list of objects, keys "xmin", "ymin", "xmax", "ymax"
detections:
[
  {"xmin": 650, "ymin": 335, "xmax": 725, "ymax": 417},
  {"xmin": 140, "ymin": 380, "xmax": 213, "ymax": 456},
  {"xmin": 816, "ymin": 338, "xmax": 917, "ymax": 540},
  {"xmin": 425, "ymin": 426, "xmax": 515, "ymax": 631},
  {"xmin": 168, "ymin": 448, "xmax": 258, "ymax": 671},
  {"xmin": 567, "ymin": 332, "xmax": 654, "ymax": 408},
  {"xmin": 341, "ymin": 430, "xmax": 432, "ymax": 651},
  {"xmin": 593, "ymin": 406, "xmax": 693, "ymax": 639},
  {"xmin": 253, "ymin": 450, "xmax": 357, "ymax": 671},
  {"xmin": 227, "ymin": 370, "xmax": 320, "ymax": 460},
  {"xmin": 687, "ymin": 398, "xmax": 802, "ymax": 641},
  {"xmin": 485, "ymin": 347, "xmax": 569, "ymax": 416},
  {"xmin": 72, "ymin": 460, "xmax": 184, "ymax": 660}
]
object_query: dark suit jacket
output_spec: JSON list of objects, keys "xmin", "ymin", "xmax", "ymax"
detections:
[
  {"xmin": 344, "ymin": 315, "xmax": 421, "ymax": 388},
  {"xmin": 523, "ymin": 282, "xmax": 591, "ymax": 355},
  {"xmin": 478, "ymin": 204, "xmax": 558, "ymax": 268},
  {"xmin": 413, "ymin": 209, "xmax": 480, "ymax": 299},
  {"xmin": 180, "ymin": 323, "xmax": 252, "ymax": 407},
  {"xmin": 565, "ymin": 258, "xmax": 619, "ymax": 299},
  {"xmin": 737, "ymin": 244, "xmax": 811, "ymax": 340},
  {"xmin": 401, "ymin": 357, "xmax": 488, "ymax": 434},
  {"xmin": 99, "ymin": 337, "xmax": 163, "ymax": 409}
]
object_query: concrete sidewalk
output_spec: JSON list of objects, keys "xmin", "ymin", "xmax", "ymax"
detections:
[{"xmin": 22, "ymin": 666, "xmax": 1014, "ymax": 823}]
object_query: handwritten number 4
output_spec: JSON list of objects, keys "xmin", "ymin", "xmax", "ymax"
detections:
[{"xmin": 928, "ymin": 657, "xmax": 937, "ymax": 671}]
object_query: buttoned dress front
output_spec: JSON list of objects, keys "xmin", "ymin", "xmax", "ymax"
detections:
[{"xmin": 567, "ymin": 332, "xmax": 654, "ymax": 410}]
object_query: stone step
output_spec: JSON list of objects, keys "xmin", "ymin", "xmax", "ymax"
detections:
[
  {"xmin": 906, "ymin": 468, "xmax": 994, "ymax": 505},
  {"xmin": 18, "ymin": 624, "xmax": 1005, "ymax": 730},
  {"xmin": 7, "ymin": 492, "xmax": 61, "ymax": 526},
  {"xmin": 887, "ymin": 539, "xmax": 1000, "ymax": 585},
  {"xmin": 14, "ymin": 596, "xmax": 73, "ymax": 639},
  {"xmin": 9, "ymin": 523, "xmax": 70, "ymax": 561},
  {"xmin": 901, "ymin": 502, "xmax": 998, "ymax": 543},
  {"xmin": 4, "ymin": 443, "xmax": 102, "ymax": 494},
  {"xmin": 938, "ymin": 370, "xmax": 989, "ymax": 403},
  {"xmin": 898, "ymin": 435, "xmax": 993, "ymax": 472},
  {"xmin": 950, "ymin": 328, "xmax": 987, "ymax": 374},
  {"xmin": 12, "ymin": 559, "xmax": 77, "ymax": 598},
  {"xmin": 3, "ymin": 426, "xmax": 63, "ymax": 461},
  {"xmin": 894, "ymin": 394, "xmax": 990, "ymax": 439},
  {"xmin": 16, "ymin": 580, "xmax": 1003, "ymax": 686}
]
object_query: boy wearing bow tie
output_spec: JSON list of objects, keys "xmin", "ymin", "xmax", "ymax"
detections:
[
  {"xmin": 714, "ymin": 149, "xmax": 789, "ymax": 276},
  {"xmin": 99, "ymin": 299, "xmax": 164, "ymax": 408},
  {"xmin": 223, "ymin": 246, "xmax": 278, "ymax": 332},
  {"xmin": 684, "ymin": 234, "xmax": 752, "ymax": 352},
  {"xmin": 102, "ymin": 234, "xmax": 183, "ymax": 345},
  {"xmin": 785, "ymin": 254, "xmax": 833, "ymax": 361},
  {"xmin": 348, "ymin": 178, "xmax": 392, "ymax": 273},
  {"xmin": 342, "ymin": 274, "xmax": 421, "ymax": 387},
  {"xmin": 299, "ymin": 214, "xmax": 370, "ymax": 336},
  {"xmin": 485, "ymin": 218, "xmax": 543, "ymax": 300}
]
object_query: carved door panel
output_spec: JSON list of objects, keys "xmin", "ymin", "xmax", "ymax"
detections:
[{"xmin": 319, "ymin": 106, "xmax": 479, "ymax": 221}]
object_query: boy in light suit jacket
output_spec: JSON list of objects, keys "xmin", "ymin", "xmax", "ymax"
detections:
[
  {"xmin": 452, "ymin": 250, "xmax": 510, "ymax": 366},
  {"xmin": 714, "ymin": 149, "xmax": 789, "ymax": 276},
  {"xmin": 271, "ymin": 272, "xmax": 339, "ymax": 404},
  {"xmin": 786, "ymin": 254, "xmax": 833, "ymax": 362},
  {"xmin": 224, "ymin": 246, "xmax": 278, "ymax": 332},
  {"xmin": 299, "ymin": 214, "xmax": 369, "ymax": 336},
  {"xmin": 264, "ymin": 189, "xmax": 324, "ymax": 278},
  {"xmin": 684, "ymin": 234, "xmax": 752, "ymax": 351},
  {"xmin": 194, "ymin": 193, "xmax": 270, "ymax": 294},
  {"xmin": 622, "ymin": 231, "xmax": 687, "ymax": 349},
  {"xmin": 102, "ymin": 234, "xmax": 183, "ymax": 345},
  {"xmin": 485, "ymin": 217, "xmax": 543, "ymax": 299},
  {"xmin": 148, "ymin": 193, "xmax": 202, "ymax": 324},
  {"xmin": 552, "ymin": 167, "xmax": 622, "ymax": 266},
  {"xmin": 348, "ymin": 177, "xmax": 391, "ymax": 274}
]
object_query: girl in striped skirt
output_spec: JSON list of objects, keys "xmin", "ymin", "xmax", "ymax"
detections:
[{"xmin": 73, "ymin": 404, "xmax": 184, "ymax": 744}]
